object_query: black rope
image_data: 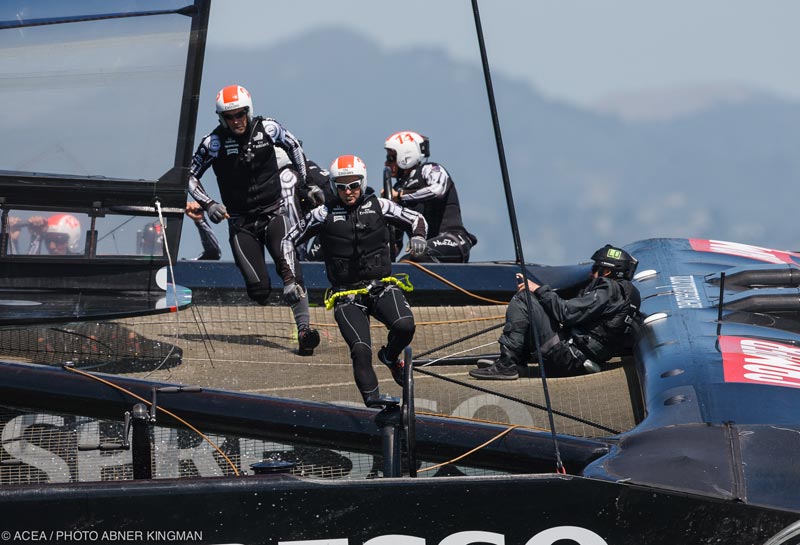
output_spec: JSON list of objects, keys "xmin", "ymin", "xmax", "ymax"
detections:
[
  {"xmin": 472, "ymin": 0, "xmax": 566, "ymax": 473},
  {"xmin": 415, "ymin": 321, "xmax": 504, "ymax": 359},
  {"xmin": 414, "ymin": 367, "xmax": 621, "ymax": 435}
]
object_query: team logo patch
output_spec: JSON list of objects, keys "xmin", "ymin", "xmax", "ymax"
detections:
[
  {"xmin": 208, "ymin": 139, "xmax": 220, "ymax": 152},
  {"xmin": 690, "ymin": 239, "xmax": 800, "ymax": 264},
  {"xmin": 719, "ymin": 335, "xmax": 800, "ymax": 389},
  {"xmin": 606, "ymin": 248, "xmax": 622, "ymax": 259}
]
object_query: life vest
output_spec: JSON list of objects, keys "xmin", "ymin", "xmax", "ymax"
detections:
[
  {"xmin": 574, "ymin": 278, "xmax": 642, "ymax": 361},
  {"xmin": 210, "ymin": 117, "xmax": 282, "ymax": 215},
  {"xmin": 320, "ymin": 193, "xmax": 392, "ymax": 287}
]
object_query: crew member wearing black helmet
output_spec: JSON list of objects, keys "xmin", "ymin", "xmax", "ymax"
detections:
[{"xmin": 470, "ymin": 244, "xmax": 641, "ymax": 380}]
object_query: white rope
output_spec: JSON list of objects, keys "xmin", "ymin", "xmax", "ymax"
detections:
[
  {"xmin": 417, "ymin": 341, "xmax": 497, "ymax": 368},
  {"xmin": 142, "ymin": 200, "xmax": 181, "ymax": 379}
]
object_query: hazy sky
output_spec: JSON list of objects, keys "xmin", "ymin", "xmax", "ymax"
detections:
[{"xmin": 208, "ymin": 0, "xmax": 800, "ymax": 108}]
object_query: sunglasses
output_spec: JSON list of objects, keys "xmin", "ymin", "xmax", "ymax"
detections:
[
  {"xmin": 45, "ymin": 233, "xmax": 69, "ymax": 245},
  {"xmin": 222, "ymin": 110, "xmax": 247, "ymax": 121},
  {"xmin": 335, "ymin": 181, "xmax": 362, "ymax": 192}
]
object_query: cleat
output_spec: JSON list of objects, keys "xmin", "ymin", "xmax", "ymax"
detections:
[
  {"xmin": 298, "ymin": 326, "xmax": 320, "ymax": 356},
  {"xmin": 469, "ymin": 363, "xmax": 519, "ymax": 381},
  {"xmin": 378, "ymin": 347, "xmax": 405, "ymax": 387}
]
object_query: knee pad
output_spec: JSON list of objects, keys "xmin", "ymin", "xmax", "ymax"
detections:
[
  {"xmin": 351, "ymin": 343, "xmax": 372, "ymax": 365},
  {"xmin": 392, "ymin": 317, "xmax": 416, "ymax": 340},
  {"xmin": 246, "ymin": 282, "xmax": 271, "ymax": 305}
]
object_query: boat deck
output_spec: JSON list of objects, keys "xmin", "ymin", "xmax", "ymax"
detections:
[{"xmin": 1, "ymin": 302, "xmax": 639, "ymax": 439}]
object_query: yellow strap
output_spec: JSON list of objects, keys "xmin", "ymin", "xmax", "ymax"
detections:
[{"xmin": 324, "ymin": 274, "xmax": 414, "ymax": 310}]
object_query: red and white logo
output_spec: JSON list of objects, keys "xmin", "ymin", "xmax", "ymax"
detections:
[
  {"xmin": 689, "ymin": 239, "xmax": 800, "ymax": 264},
  {"xmin": 719, "ymin": 335, "xmax": 800, "ymax": 389}
]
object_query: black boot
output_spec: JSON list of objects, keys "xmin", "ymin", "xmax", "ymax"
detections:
[
  {"xmin": 469, "ymin": 346, "xmax": 521, "ymax": 380},
  {"xmin": 362, "ymin": 388, "xmax": 399, "ymax": 408},
  {"xmin": 298, "ymin": 326, "xmax": 320, "ymax": 356},
  {"xmin": 378, "ymin": 346, "xmax": 405, "ymax": 387}
]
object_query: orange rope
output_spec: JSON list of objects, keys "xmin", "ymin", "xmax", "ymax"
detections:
[
  {"xmin": 63, "ymin": 365, "xmax": 240, "ymax": 476},
  {"xmin": 417, "ymin": 423, "xmax": 521, "ymax": 473},
  {"xmin": 399, "ymin": 259, "xmax": 509, "ymax": 305}
]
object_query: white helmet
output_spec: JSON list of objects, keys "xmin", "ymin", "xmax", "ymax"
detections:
[
  {"xmin": 329, "ymin": 155, "xmax": 367, "ymax": 193},
  {"xmin": 385, "ymin": 131, "xmax": 426, "ymax": 170},
  {"xmin": 215, "ymin": 85, "xmax": 253, "ymax": 127},
  {"xmin": 46, "ymin": 213, "xmax": 81, "ymax": 253}
]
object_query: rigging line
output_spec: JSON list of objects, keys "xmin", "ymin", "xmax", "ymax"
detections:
[
  {"xmin": 0, "ymin": 7, "xmax": 197, "ymax": 31},
  {"xmin": 141, "ymin": 200, "xmax": 182, "ymax": 380},
  {"xmin": 416, "ymin": 341, "xmax": 498, "ymax": 367},
  {"xmin": 62, "ymin": 365, "xmax": 240, "ymax": 476},
  {"xmin": 399, "ymin": 259, "xmax": 509, "ymax": 305},
  {"xmin": 414, "ymin": 322, "xmax": 505, "ymax": 359},
  {"xmin": 309, "ymin": 314, "xmax": 505, "ymax": 329},
  {"xmin": 471, "ymin": 0, "xmax": 566, "ymax": 474},
  {"xmin": 417, "ymin": 424, "xmax": 521, "ymax": 474},
  {"xmin": 189, "ymin": 304, "xmax": 216, "ymax": 367},
  {"xmin": 415, "ymin": 366, "xmax": 620, "ymax": 435},
  {"xmin": 95, "ymin": 216, "xmax": 135, "ymax": 244},
  {"xmin": 49, "ymin": 327, "xmax": 117, "ymax": 359}
]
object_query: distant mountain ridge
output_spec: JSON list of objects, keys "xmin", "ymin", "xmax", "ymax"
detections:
[
  {"xmin": 187, "ymin": 27, "xmax": 800, "ymax": 264},
  {"xmin": 593, "ymin": 83, "xmax": 764, "ymax": 121}
]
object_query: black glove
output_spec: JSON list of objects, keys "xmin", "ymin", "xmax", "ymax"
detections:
[
  {"xmin": 283, "ymin": 282, "xmax": 306, "ymax": 305},
  {"xmin": 409, "ymin": 236, "xmax": 427, "ymax": 257},
  {"xmin": 207, "ymin": 202, "xmax": 228, "ymax": 224}
]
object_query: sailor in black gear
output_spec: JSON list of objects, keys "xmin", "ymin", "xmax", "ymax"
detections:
[
  {"xmin": 384, "ymin": 131, "xmax": 477, "ymax": 263},
  {"xmin": 296, "ymin": 159, "xmax": 330, "ymax": 262},
  {"xmin": 280, "ymin": 155, "xmax": 428, "ymax": 406},
  {"xmin": 471, "ymin": 244, "xmax": 641, "ymax": 380},
  {"xmin": 188, "ymin": 84, "xmax": 319, "ymax": 355}
]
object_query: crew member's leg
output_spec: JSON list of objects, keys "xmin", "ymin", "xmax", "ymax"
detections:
[
  {"xmin": 228, "ymin": 218, "xmax": 271, "ymax": 304},
  {"xmin": 334, "ymin": 298, "xmax": 382, "ymax": 405},
  {"xmin": 371, "ymin": 285, "xmax": 416, "ymax": 387},
  {"xmin": 265, "ymin": 215, "xmax": 319, "ymax": 355},
  {"xmin": 470, "ymin": 290, "xmax": 558, "ymax": 380}
]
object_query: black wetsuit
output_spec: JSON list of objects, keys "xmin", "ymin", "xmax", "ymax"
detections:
[
  {"xmin": 501, "ymin": 276, "xmax": 641, "ymax": 376},
  {"xmin": 281, "ymin": 192, "xmax": 427, "ymax": 401},
  {"xmin": 188, "ymin": 117, "xmax": 312, "ymax": 331},
  {"xmin": 394, "ymin": 162, "xmax": 476, "ymax": 263}
]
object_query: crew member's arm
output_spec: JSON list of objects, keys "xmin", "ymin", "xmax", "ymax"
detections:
[
  {"xmin": 280, "ymin": 206, "xmax": 326, "ymax": 285},
  {"xmin": 277, "ymin": 168, "xmax": 303, "ymax": 228},
  {"xmin": 378, "ymin": 198, "xmax": 427, "ymax": 239},
  {"xmin": 188, "ymin": 134, "xmax": 228, "ymax": 223},
  {"xmin": 263, "ymin": 118, "xmax": 308, "ymax": 181},
  {"xmin": 395, "ymin": 163, "xmax": 450, "ymax": 203},
  {"xmin": 535, "ymin": 279, "xmax": 612, "ymax": 326}
]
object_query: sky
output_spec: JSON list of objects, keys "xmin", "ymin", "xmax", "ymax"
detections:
[{"xmin": 207, "ymin": 0, "xmax": 800, "ymax": 109}]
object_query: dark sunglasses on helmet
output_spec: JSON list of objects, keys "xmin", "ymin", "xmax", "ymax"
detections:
[
  {"xmin": 45, "ymin": 233, "xmax": 69, "ymax": 245},
  {"xmin": 335, "ymin": 180, "xmax": 362, "ymax": 192},
  {"xmin": 222, "ymin": 110, "xmax": 247, "ymax": 121}
]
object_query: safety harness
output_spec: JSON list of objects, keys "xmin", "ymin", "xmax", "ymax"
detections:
[{"xmin": 323, "ymin": 274, "xmax": 414, "ymax": 310}]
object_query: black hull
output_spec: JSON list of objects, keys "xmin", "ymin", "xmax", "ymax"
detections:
[{"xmin": 1, "ymin": 473, "xmax": 797, "ymax": 545}]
